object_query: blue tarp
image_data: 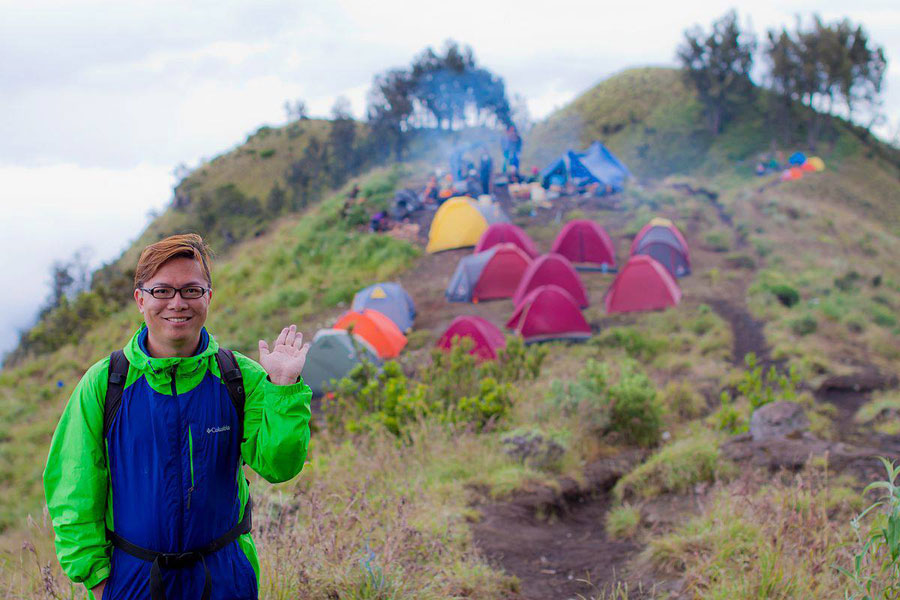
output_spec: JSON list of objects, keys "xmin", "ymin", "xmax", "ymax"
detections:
[{"xmin": 540, "ymin": 142, "xmax": 630, "ymax": 191}]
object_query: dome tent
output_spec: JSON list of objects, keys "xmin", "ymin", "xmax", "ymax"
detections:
[
  {"xmin": 302, "ymin": 329, "xmax": 382, "ymax": 397},
  {"xmin": 551, "ymin": 219, "xmax": 616, "ymax": 271},
  {"xmin": 333, "ymin": 309, "xmax": 407, "ymax": 358},
  {"xmin": 351, "ymin": 282, "xmax": 416, "ymax": 332},
  {"xmin": 426, "ymin": 196, "xmax": 509, "ymax": 253},
  {"xmin": 630, "ymin": 218, "xmax": 691, "ymax": 277},
  {"xmin": 436, "ymin": 315, "xmax": 506, "ymax": 360},
  {"xmin": 475, "ymin": 222, "xmax": 539, "ymax": 258},
  {"xmin": 506, "ymin": 285, "xmax": 591, "ymax": 343},
  {"xmin": 446, "ymin": 243, "xmax": 532, "ymax": 303},
  {"xmin": 605, "ymin": 255, "xmax": 682, "ymax": 314},
  {"xmin": 512, "ymin": 253, "xmax": 589, "ymax": 308}
]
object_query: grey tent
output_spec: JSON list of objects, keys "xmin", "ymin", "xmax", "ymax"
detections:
[
  {"xmin": 301, "ymin": 329, "xmax": 382, "ymax": 396},
  {"xmin": 446, "ymin": 250, "xmax": 495, "ymax": 302}
]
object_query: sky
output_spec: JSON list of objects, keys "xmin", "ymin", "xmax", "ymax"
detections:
[{"xmin": 1, "ymin": 0, "xmax": 898, "ymax": 358}]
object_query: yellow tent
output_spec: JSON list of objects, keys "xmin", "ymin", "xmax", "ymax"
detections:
[
  {"xmin": 426, "ymin": 197, "xmax": 489, "ymax": 253},
  {"xmin": 649, "ymin": 217, "xmax": 673, "ymax": 227},
  {"xmin": 808, "ymin": 156, "xmax": 825, "ymax": 172}
]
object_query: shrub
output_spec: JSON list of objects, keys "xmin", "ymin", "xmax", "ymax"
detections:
[
  {"xmin": 703, "ymin": 230, "xmax": 732, "ymax": 252},
  {"xmin": 662, "ymin": 381, "xmax": 706, "ymax": 421},
  {"xmin": 613, "ymin": 432, "xmax": 726, "ymax": 500},
  {"xmin": 546, "ymin": 359, "xmax": 662, "ymax": 447},
  {"xmin": 259, "ymin": 148, "xmax": 276, "ymax": 159},
  {"xmin": 790, "ymin": 314, "xmax": 818, "ymax": 336},
  {"xmin": 769, "ymin": 283, "xmax": 800, "ymax": 307},
  {"xmin": 327, "ymin": 336, "xmax": 545, "ymax": 438},
  {"xmin": 724, "ymin": 253, "xmax": 756, "ymax": 269},
  {"xmin": 607, "ymin": 363, "xmax": 663, "ymax": 447},
  {"xmin": 713, "ymin": 391, "xmax": 747, "ymax": 434},
  {"xmin": 738, "ymin": 352, "xmax": 800, "ymax": 411},
  {"xmin": 597, "ymin": 327, "xmax": 667, "ymax": 361}
]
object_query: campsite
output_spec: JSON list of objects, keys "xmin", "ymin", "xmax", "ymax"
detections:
[{"xmin": 2, "ymin": 8, "xmax": 900, "ymax": 600}]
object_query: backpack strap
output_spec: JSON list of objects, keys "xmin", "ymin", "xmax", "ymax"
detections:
[
  {"xmin": 104, "ymin": 350, "xmax": 130, "ymax": 438},
  {"xmin": 215, "ymin": 348, "xmax": 245, "ymax": 441}
]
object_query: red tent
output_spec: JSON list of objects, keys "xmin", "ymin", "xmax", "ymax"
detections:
[
  {"xmin": 506, "ymin": 285, "xmax": 591, "ymax": 343},
  {"xmin": 446, "ymin": 243, "xmax": 532, "ymax": 302},
  {"xmin": 513, "ymin": 253, "xmax": 589, "ymax": 308},
  {"xmin": 475, "ymin": 222, "xmax": 539, "ymax": 258},
  {"xmin": 551, "ymin": 219, "xmax": 616, "ymax": 271},
  {"xmin": 474, "ymin": 243, "xmax": 532, "ymax": 300},
  {"xmin": 436, "ymin": 315, "xmax": 506, "ymax": 360},
  {"xmin": 604, "ymin": 255, "xmax": 682, "ymax": 314}
]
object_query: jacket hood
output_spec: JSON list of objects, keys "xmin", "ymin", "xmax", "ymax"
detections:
[{"xmin": 124, "ymin": 324, "xmax": 219, "ymax": 376}]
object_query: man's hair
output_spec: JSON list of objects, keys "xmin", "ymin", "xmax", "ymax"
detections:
[{"xmin": 134, "ymin": 233, "xmax": 213, "ymax": 289}]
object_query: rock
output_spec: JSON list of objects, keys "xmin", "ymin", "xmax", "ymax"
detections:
[
  {"xmin": 750, "ymin": 401, "xmax": 809, "ymax": 441},
  {"xmin": 721, "ymin": 431, "xmax": 896, "ymax": 481},
  {"xmin": 501, "ymin": 430, "xmax": 565, "ymax": 470}
]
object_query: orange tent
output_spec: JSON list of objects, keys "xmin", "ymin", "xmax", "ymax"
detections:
[{"xmin": 334, "ymin": 309, "xmax": 407, "ymax": 358}]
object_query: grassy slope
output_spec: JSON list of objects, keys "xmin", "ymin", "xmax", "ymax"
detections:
[{"xmin": 3, "ymin": 67, "xmax": 900, "ymax": 597}]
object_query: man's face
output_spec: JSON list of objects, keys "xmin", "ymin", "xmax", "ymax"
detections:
[{"xmin": 134, "ymin": 257, "xmax": 212, "ymax": 355}]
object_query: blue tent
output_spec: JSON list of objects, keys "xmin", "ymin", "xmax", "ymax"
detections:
[
  {"xmin": 351, "ymin": 282, "xmax": 416, "ymax": 332},
  {"xmin": 789, "ymin": 152, "xmax": 807, "ymax": 166},
  {"xmin": 541, "ymin": 142, "xmax": 630, "ymax": 191}
]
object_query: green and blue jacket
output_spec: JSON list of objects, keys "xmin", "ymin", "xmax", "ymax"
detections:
[{"xmin": 43, "ymin": 326, "xmax": 312, "ymax": 599}]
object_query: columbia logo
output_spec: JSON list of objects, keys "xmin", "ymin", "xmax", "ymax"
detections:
[{"xmin": 206, "ymin": 425, "xmax": 231, "ymax": 434}]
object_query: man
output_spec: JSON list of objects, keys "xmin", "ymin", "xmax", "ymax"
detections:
[{"xmin": 44, "ymin": 234, "xmax": 312, "ymax": 600}]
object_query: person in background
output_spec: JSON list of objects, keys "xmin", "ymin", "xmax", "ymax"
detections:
[
  {"xmin": 479, "ymin": 151, "xmax": 493, "ymax": 195},
  {"xmin": 44, "ymin": 234, "xmax": 312, "ymax": 600}
]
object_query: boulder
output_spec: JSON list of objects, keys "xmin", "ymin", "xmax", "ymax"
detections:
[
  {"xmin": 750, "ymin": 401, "xmax": 809, "ymax": 441},
  {"xmin": 501, "ymin": 430, "xmax": 566, "ymax": 471}
]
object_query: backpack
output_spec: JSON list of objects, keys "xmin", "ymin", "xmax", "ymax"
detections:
[{"xmin": 103, "ymin": 348, "xmax": 245, "ymax": 438}]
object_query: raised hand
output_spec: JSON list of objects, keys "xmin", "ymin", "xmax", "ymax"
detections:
[{"xmin": 258, "ymin": 324, "xmax": 310, "ymax": 386}]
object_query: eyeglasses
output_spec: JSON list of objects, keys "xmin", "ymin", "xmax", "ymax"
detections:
[{"xmin": 139, "ymin": 286, "xmax": 210, "ymax": 300}]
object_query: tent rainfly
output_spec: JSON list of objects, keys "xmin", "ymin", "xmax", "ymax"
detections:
[
  {"xmin": 512, "ymin": 253, "xmax": 589, "ymax": 308},
  {"xmin": 333, "ymin": 309, "xmax": 407, "ymax": 358},
  {"xmin": 605, "ymin": 255, "xmax": 682, "ymax": 314},
  {"xmin": 475, "ymin": 222, "xmax": 539, "ymax": 258},
  {"xmin": 551, "ymin": 219, "xmax": 616, "ymax": 271},
  {"xmin": 302, "ymin": 329, "xmax": 382, "ymax": 396},
  {"xmin": 506, "ymin": 285, "xmax": 591, "ymax": 343},
  {"xmin": 426, "ymin": 196, "xmax": 509, "ymax": 253},
  {"xmin": 436, "ymin": 315, "xmax": 506, "ymax": 360},
  {"xmin": 351, "ymin": 282, "xmax": 416, "ymax": 332},
  {"xmin": 446, "ymin": 243, "xmax": 532, "ymax": 303}
]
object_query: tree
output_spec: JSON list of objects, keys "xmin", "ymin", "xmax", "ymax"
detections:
[
  {"xmin": 284, "ymin": 99, "xmax": 309, "ymax": 121},
  {"xmin": 366, "ymin": 40, "xmax": 512, "ymax": 142},
  {"xmin": 765, "ymin": 16, "xmax": 887, "ymax": 146},
  {"xmin": 367, "ymin": 69, "xmax": 415, "ymax": 159},
  {"xmin": 678, "ymin": 11, "xmax": 757, "ymax": 134},
  {"xmin": 328, "ymin": 96, "xmax": 357, "ymax": 184}
]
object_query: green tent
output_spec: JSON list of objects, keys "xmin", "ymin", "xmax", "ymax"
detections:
[{"xmin": 302, "ymin": 329, "xmax": 382, "ymax": 396}]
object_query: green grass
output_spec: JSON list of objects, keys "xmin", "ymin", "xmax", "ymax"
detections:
[
  {"xmin": 613, "ymin": 432, "xmax": 731, "ymax": 501},
  {"xmin": 605, "ymin": 504, "xmax": 641, "ymax": 540}
]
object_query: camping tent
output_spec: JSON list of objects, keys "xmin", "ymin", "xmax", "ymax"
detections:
[
  {"xmin": 540, "ymin": 142, "xmax": 630, "ymax": 191},
  {"xmin": 808, "ymin": 156, "xmax": 825, "ymax": 171},
  {"xmin": 351, "ymin": 282, "xmax": 416, "ymax": 332},
  {"xmin": 513, "ymin": 253, "xmax": 589, "ymax": 308},
  {"xmin": 446, "ymin": 243, "xmax": 532, "ymax": 302},
  {"xmin": 781, "ymin": 167, "xmax": 804, "ymax": 181},
  {"xmin": 333, "ymin": 309, "xmax": 407, "ymax": 358},
  {"xmin": 789, "ymin": 152, "xmax": 807, "ymax": 165},
  {"xmin": 551, "ymin": 219, "xmax": 616, "ymax": 271},
  {"xmin": 506, "ymin": 285, "xmax": 591, "ymax": 343},
  {"xmin": 426, "ymin": 196, "xmax": 508, "ymax": 253},
  {"xmin": 436, "ymin": 315, "xmax": 506, "ymax": 360},
  {"xmin": 302, "ymin": 329, "xmax": 382, "ymax": 396},
  {"xmin": 630, "ymin": 218, "xmax": 691, "ymax": 277},
  {"xmin": 475, "ymin": 222, "xmax": 539, "ymax": 258},
  {"xmin": 605, "ymin": 255, "xmax": 682, "ymax": 314}
]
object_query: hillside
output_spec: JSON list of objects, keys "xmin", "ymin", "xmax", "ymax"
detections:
[{"xmin": 3, "ymin": 68, "xmax": 900, "ymax": 598}]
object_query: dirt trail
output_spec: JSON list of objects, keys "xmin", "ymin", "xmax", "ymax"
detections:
[{"xmin": 472, "ymin": 454, "xmax": 655, "ymax": 600}]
